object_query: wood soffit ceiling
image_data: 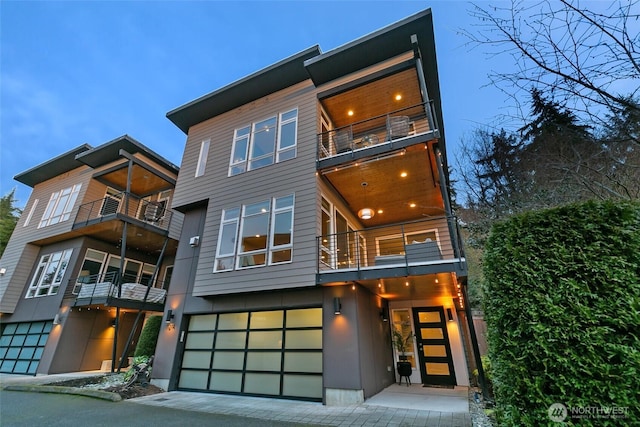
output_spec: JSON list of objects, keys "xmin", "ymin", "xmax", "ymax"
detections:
[
  {"xmin": 321, "ymin": 68, "xmax": 422, "ymax": 129},
  {"xmin": 323, "ymin": 144, "xmax": 444, "ymax": 227}
]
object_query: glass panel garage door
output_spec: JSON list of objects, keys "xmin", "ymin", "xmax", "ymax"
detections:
[
  {"xmin": 0, "ymin": 321, "xmax": 52, "ymax": 375},
  {"xmin": 178, "ymin": 308, "xmax": 322, "ymax": 401}
]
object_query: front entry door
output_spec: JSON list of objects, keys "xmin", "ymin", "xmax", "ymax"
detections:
[{"xmin": 413, "ymin": 307, "xmax": 456, "ymax": 386}]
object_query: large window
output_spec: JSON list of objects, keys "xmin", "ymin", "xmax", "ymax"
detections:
[
  {"xmin": 228, "ymin": 108, "xmax": 298, "ymax": 176},
  {"xmin": 214, "ymin": 195, "xmax": 295, "ymax": 272},
  {"xmin": 38, "ymin": 184, "xmax": 82, "ymax": 228},
  {"xmin": 26, "ymin": 249, "xmax": 73, "ymax": 298}
]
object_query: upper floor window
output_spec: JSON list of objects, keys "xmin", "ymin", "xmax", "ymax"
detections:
[
  {"xmin": 214, "ymin": 194, "xmax": 295, "ymax": 272},
  {"xmin": 26, "ymin": 249, "xmax": 73, "ymax": 297},
  {"xmin": 38, "ymin": 184, "xmax": 82, "ymax": 228},
  {"xmin": 23, "ymin": 199, "xmax": 39, "ymax": 227},
  {"xmin": 195, "ymin": 139, "xmax": 210, "ymax": 177},
  {"xmin": 229, "ymin": 108, "xmax": 298, "ymax": 176}
]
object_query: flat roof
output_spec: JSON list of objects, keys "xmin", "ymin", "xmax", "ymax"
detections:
[
  {"xmin": 14, "ymin": 144, "xmax": 93, "ymax": 187},
  {"xmin": 75, "ymin": 134, "xmax": 179, "ymax": 175},
  {"xmin": 166, "ymin": 46, "xmax": 322, "ymax": 134}
]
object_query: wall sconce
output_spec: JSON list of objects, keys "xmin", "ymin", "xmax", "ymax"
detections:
[
  {"xmin": 333, "ymin": 297, "xmax": 341, "ymax": 315},
  {"xmin": 446, "ymin": 308, "xmax": 454, "ymax": 322},
  {"xmin": 0, "ymin": 267, "xmax": 6, "ymax": 276},
  {"xmin": 110, "ymin": 318, "xmax": 117, "ymax": 328},
  {"xmin": 380, "ymin": 309, "xmax": 389, "ymax": 322},
  {"xmin": 165, "ymin": 309, "xmax": 175, "ymax": 323},
  {"xmin": 53, "ymin": 313, "xmax": 62, "ymax": 325},
  {"xmin": 189, "ymin": 236, "xmax": 200, "ymax": 247}
]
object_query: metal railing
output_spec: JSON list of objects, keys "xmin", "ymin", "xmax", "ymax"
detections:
[
  {"xmin": 317, "ymin": 101, "xmax": 437, "ymax": 160},
  {"xmin": 71, "ymin": 271, "xmax": 168, "ymax": 305},
  {"xmin": 316, "ymin": 216, "xmax": 465, "ymax": 274},
  {"xmin": 74, "ymin": 192, "xmax": 172, "ymax": 231}
]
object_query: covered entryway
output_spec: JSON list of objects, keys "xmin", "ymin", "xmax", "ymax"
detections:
[{"xmin": 413, "ymin": 306, "xmax": 457, "ymax": 386}]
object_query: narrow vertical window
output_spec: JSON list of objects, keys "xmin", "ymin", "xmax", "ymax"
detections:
[
  {"xmin": 277, "ymin": 109, "xmax": 298, "ymax": 162},
  {"xmin": 270, "ymin": 194, "xmax": 294, "ymax": 264},
  {"xmin": 229, "ymin": 127, "xmax": 250, "ymax": 176},
  {"xmin": 195, "ymin": 139, "xmax": 210, "ymax": 178},
  {"xmin": 23, "ymin": 199, "xmax": 39, "ymax": 227},
  {"xmin": 214, "ymin": 208, "xmax": 240, "ymax": 272}
]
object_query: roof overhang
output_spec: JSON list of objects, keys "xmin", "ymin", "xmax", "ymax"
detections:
[
  {"xmin": 167, "ymin": 46, "xmax": 322, "ymax": 134},
  {"xmin": 304, "ymin": 8, "xmax": 445, "ymax": 156},
  {"xmin": 75, "ymin": 134, "xmax": 179, "ymax": 175},
  {"xmin": 14, "ymin": 144, "xmax": 93, "ymax": 187}
]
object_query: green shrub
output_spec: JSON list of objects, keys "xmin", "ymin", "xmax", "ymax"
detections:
[
  {"xmin": 134, "ymin": 315, "xmax": 162, "ymax": 357},
  {"xmin": 483, "ymin": 201, "xmax": 640, "ymax": 426}
]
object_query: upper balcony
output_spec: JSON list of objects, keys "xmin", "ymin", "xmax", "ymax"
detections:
[
  {"xmin": 71, "ymin": 192, "xmax": 176, "ymax": 255},
  {"xmin": 316, "ymin": 65, "xmax": 439, "ymax": 170}
]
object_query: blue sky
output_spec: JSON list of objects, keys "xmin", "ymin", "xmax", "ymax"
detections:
[{"xmin": 1, "ymin": 1, "xmax": 508, "ymax": 207}]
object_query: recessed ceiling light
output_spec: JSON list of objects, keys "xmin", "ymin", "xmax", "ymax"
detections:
[
  {"xmin": 377, "ymin": 209, "xmax": 383, "ymax": 214},
  {"xmin": 395, "ymin": 94, "xmax": 402, "ymax": 101},
  {"xmin": 400, "ymin": 171, "xmax": 408, "ymax": 178},
  {"xmin": 347, "ymin": 110, "xmax": 354, "ymax": 116},
  {"xmin": 409, "ymin": 203, "xmax": 417, "ymax": 208}
]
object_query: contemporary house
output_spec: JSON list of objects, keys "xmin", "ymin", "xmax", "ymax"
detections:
[
  {"xmin": 0, "ymin": 136, "xmax": 181, "ymax": 375},
  {"xmin": 154, "ymin": 9, "xmax": 476, "ymax": 405}
]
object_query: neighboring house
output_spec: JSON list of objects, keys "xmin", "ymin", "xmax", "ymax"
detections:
[
  {"xmin": 0, "ymin": 136, "xmax": 182, "ymax": 375},
  {"xmin": 153, "ymin": 9, "xmax": 476, "ymax": 405}
]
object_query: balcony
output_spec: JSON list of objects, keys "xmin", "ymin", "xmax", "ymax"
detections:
[
  {"xmin": 316, "ymin": 217, "xmax": 466, "ymax": 298},
  {"xmin": 71, "ymin": 271, "xmax": 167, "ymax": 311},
  {"xmin": 70, "ymin": 193, "xmax": 176, "ymax": 254},
  {"xmin": 317, "ymin": 101, "xmax": 438, "ymax": 166}
]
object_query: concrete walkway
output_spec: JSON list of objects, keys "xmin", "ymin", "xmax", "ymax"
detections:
[{"xmin": 1, "ymin": 372, "xmax": 471, "ymax": 427}]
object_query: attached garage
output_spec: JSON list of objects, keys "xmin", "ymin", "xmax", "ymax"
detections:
[
  {"xmin": 177, "ymin": 307, "xmax": 323, "ymax": 401},
  {"xmin": 0, "ymin": 321, "xmax": 53, "ymax": 374}
]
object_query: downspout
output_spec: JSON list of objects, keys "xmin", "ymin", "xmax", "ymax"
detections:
[
  {"xmin": 461, "ymin": 279, "xmax": 489, "ymax": 400},
  {"xmin": 411, "ymin": 34, "xmax": 436, "ymax": 134},
  {"xmin": 111, "ymin": 156, "xmax": 134, "ymax": 373}
]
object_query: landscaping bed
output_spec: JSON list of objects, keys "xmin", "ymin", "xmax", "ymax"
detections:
[{"xmin": 47, "ymin": 374, "xmax": 164, "ymax": 400}]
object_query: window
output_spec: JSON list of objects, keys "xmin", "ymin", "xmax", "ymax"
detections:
[
  {"xmin": 195, "ymin": 139, "xmax": 210, "ymax": 177},
  {"xmin": 26, "ymin": 249, "xmax": 73, "ymax": 297},
  {"xmin": 38, "ymin": 184, "xmax": 82, "ymax": 228},
  {"xmin": 214, "ymin": 195, "xmax": 294, "ymax": 272},
  {"xmin": 229, "ymin": 109, "xmax": 298, "ymax": 176},
  {"xmin": 214, "ymin": 208, "xmax": 240, "ymax": 272},
  {"xmin": 23, "ymin": 199, "xmax": 38, "ymax": 227}
]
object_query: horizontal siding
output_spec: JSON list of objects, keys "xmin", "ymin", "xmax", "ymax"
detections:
[
  {"xmin": 0, "ymin": 166, "xmax": 92, "ymax": 313},
  {"xmin": 171, "ymin": 81, "xmax": 320, "ymax": 297}
]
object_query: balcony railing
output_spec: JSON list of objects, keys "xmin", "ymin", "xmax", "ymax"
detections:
[
  {"xmin": 71, "ymin": 271, "xmax": 167, "ymax": 306},
  {"xmin": 317, "ymin": 101, "xmax": 438, "ymax": 160},
  {"xmin": 74, "ymin": 192, "xmax": 172, "ymax": 231},
  {"xmin": 316, "ymin": 216, "xmax": 465, "ymax": 275}
]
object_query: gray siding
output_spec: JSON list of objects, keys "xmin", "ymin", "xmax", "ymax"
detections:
[
  {"xmin": 172, "ymin": 81, "xmax": 319, "ymax": 296},
  {"xmin": 0, "ymin": 166, "xmax": 92, "ymax": 313}
]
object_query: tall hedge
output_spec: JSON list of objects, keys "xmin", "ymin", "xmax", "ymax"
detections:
[
  {"xmin": 134, "ymin": 315, "xmax": 162, "ymax": 357},
  {"xmin": 483, "ymin": 201, "xmax": 640, "ymax": 426}
]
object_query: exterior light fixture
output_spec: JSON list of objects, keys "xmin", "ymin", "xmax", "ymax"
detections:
[
  {"xmin": 165, "ymin": 309, "xmax": 175, "ymax": 323},
  {"xmin": 333, "ymin": 297, "xmax": 341, "ymax": 315},
  {"xmin": 53, "ymin": 314, "xmax": 62, "ymax": 325},
  {"xmin": 380, "ymin": 309, "xmax": 389, "ymax": 322},
  {"xmin": 447, "ymin": 308, "xmax": 454, "ymax": 322},
  {"xmin": 0, "ymin": 267, "xmax": 6, "ymax": 276},
  {"xmin": 357, "ymin": 182, "xmax": 374, "ymax": 220}
]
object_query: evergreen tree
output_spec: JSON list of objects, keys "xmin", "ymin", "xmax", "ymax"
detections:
[{"xmin": 0, "ymin": 189, "xmax": 21, "ymax": 258}]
